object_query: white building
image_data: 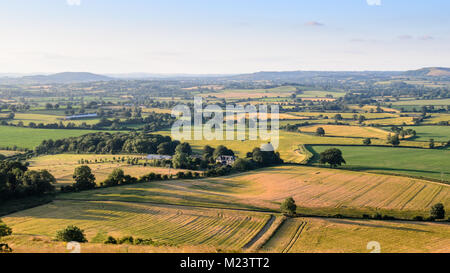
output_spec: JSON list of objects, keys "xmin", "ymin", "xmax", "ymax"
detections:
[
  {"xmin": 146, "ymin": 154, "xmax": 172, "ymax": 160},
  {"xmin": 216, "ymin": 155, "xmax": 237, "ymax": 166}
]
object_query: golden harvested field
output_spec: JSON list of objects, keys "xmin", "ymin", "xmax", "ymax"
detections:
[
  {"xmin": 208, "ymin": 92, "xmax": 292, "ymax": 99},
  {"xmin": 262, "ymin": 217, "xmax": 450, "ymax": 253},
  {"xmin": 55, "ymin": 165, "xmax": 450, "ymax": 218},
  {"xmin": 28, "ymin": 154, "xmax": 193, "ymax": 186},
  {"xmin": 299, "ymin": 125, "xmax": 390, "ymax": 139},
  {"xmin": 287, "ymin": 112, "xmax": 398, "ymax": 119},
  {"xmin": 234, "ymin": 166, "xmax": 450, "ymax": 216},
  {"xmin": 364, "ymin": 116, "xmax": 415, "ymax": 126},
  {"xmin": 2, "ymin": 200, "xmax": 271, "ymax": 250},
  {"xmin": 348, "ymin": 105, "xmax": 400, "ymax": 113}
]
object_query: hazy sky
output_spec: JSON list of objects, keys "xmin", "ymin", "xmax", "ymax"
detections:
[{"xmin": 0, "ymin": 0, "xmax": 449, "ymax": 74}]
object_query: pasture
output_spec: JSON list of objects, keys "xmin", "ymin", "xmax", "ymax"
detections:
[
  {"xmin": 262, "ymin": 217, "xmax": 450, "ymax": 253},
  {"xmin": 391, "ymin": 98, "xmax": 450, "ymax": 106},
  {"xmin": 310, "ymin": 145, "xmax": 450, "ymax": 182},
  {"xmin": 401, "ymin": 126, "xmax": 450, "ymax": 142},
  {"xmin": 0, "ymin": 126, "xmax": 101, "ymax": 149}
]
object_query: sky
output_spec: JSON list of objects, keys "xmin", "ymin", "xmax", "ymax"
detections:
[{"xmin": 0, "ymin": 0, "xmax": 449, "ymax": 74}]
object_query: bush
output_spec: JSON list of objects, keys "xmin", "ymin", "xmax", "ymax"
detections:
[
  {"xmin": 134, "ymin": 238, "xmax": 155, "ymax": 245},
  {"xmin": 373, "ymin": 213, "xmax": 383, "ymax": 220},
  {"xmin": 0, "ymin": 220, "xmax": 12, "ymax": 238},
  {"xmin": 119, "ymin": 236, "xmax": 134, "ymax": 244},
  {"xmin": 382, "ymin": 215, "xmax": 396, "ymax": 220},
  {"xmin": 413, "ymin": 216, "xmax": 424, "ymax": 221},
  {"xmin": 104, "ymin": 236, "xmax": 118, "ymax": 244},
  {"xmin": 0, "ymin": 244, "xmax": 12, "ymax": 253},
  {"xmin": 281, "ymin": 197, "xmax": 297, "ymax": 216},
  {"xmin": 56, "ymin": 225, "xmax": 87, "ymax": 243},
  {"xmin": 430, "ymin": 203, "xmax": 445, "ymax": 219}
]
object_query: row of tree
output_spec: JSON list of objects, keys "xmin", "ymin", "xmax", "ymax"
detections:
[{"xmin": 34, "ymin": 132, "xmax": 180, "ymax": 155}]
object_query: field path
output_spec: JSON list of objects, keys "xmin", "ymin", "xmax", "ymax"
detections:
[
  {"xmin": 282, "ymin": 221, "xmax": 307, "ymax": 253},
  {"xmin": 242, "ymin": 215, "xmax": 276, "ymax": 249}
]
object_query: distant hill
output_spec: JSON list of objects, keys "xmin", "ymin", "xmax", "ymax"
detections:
[
  {"xmin": 227, "ymin": 70, "xmax": 401, "ymax": 82},
  {"xmin": 404, "ymin": 67, "xmax": 450, "ymax": 77},
  {"xmin": 0, "ymin": 72, "xmax": 113, "ymax": 84}
]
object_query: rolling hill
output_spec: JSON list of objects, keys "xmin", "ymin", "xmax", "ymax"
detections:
[
  {"xmin": 404, "ymin": 67, "xmax": 450, "ymax": 77},
  {"xmin": 0, "ymin": 72, "xmax": 113, "ymax": 84}
]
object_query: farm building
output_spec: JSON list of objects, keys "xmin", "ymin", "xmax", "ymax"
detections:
[
  {"xmin": 64, "ymin": 113, "xmax": 98, "ymax": 120},
  {"xmin": 216, "ymin": 155, "xmax": 237, "ymax": 166},
  {"xmin": 146, "ymin": 154, "xmax": 173, "ymax": 160}
]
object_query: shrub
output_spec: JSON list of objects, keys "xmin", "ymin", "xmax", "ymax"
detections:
[
  {"xmin": 104, "ymin": 236, "xmax": 118, "ymax": 244},
  {"xmin": 430, "ymin": 203, "xmax": 445, "ymax": 219},
  {"xmin": 56, "ymin": 225, "xmax": 87, "ymax": 243},
  {"xmin": 373, "ymin": 213, "xmax": 383, "ymax": 220},
  {"xmin": 413, "ymin": 216, "xmax": 424, "ymax": 221},
  {"xmin": 0, "ymin": 220, "xmax": 13, "ymax": 238},
  {"xmin": 119, "ymin": 236, "xmax": 134, "ymax": 244},
  {"xmin": 382, "ymin": 215, "xmax": 396, "ymax": 220},
  {"xmin": 134, "ymin": 238, "xmax": 155, "ymax": 245},
  {"xmin": 0, "ymin": 244, "xmax": 12, "ymax": 253}
]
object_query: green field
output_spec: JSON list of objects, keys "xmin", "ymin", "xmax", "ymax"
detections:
[
  {"xmin": 0, "ymin": 126, "xmax": 100, "ymax": 149},
  {"xmin": 401, "ymin": 126, "xmax": 450, "ymax": 142},
  {"xmin": 391, "ymin": 98, "xmax": 450, "ymax": 106},
  {"xmin": 310, "ymin": 145, "xmax": 450, "ymax": 182}
]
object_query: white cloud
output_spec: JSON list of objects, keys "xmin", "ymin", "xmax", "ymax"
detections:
[
  {"xmin": 366, "ymin": 0, "xmax": 381, "ymax": 6},
  {"xmin": 67, "ymin": 0, "xmax": 81, "ymax": 6}
]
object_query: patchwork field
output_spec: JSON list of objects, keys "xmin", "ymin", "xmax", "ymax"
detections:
[
  {"xmin": 2, "ymin": 200, "xmax": 272, "ymax": 250},
  {"xmin": 310, "ymin": 145, "xmax": 450, "ymax": 182},
  {"xmin": 262, "ymin": 217, "xmax": 450, "ymax": 253}
]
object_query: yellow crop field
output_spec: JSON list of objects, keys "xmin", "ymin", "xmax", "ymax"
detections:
[
  {"xmin": 364, "ymin": 117, "xmax": 415, "ymax": 126},
  {"xmin": 262, "ymin": 217, "xmax": 450, "ymax": 253},
  {"xmin": 2, "ymin": 200, "xmax": 271, "ymax": 250},
  {"xmin": 422, "ymin": 113, "xmax": 450, "ymax": 124},
  {"xmin": 232, "ymin": 166, "xmax": 450, "ymax": 215},
  {"xmin": 298, "ymin": 125, "xmax": 390, "ymax": 139}
]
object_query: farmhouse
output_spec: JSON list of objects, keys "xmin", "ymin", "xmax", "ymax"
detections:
[
  {"xmin": 216, "ymin": 155, "xmax": 237, "ymax": 166},
  {"xmin": 146, "ymin": 154, "xmax": 173, "ymax": 160}
]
